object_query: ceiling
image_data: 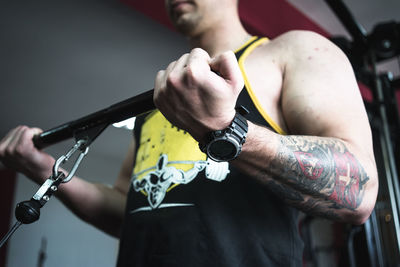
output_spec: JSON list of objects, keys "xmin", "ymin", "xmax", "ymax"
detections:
[{"xmin": 0, "ymin": 0, "xmax": 399, "ymax": 164}]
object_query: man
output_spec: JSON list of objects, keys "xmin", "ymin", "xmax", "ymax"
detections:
[{"xmin": 0, "ymin": 0, "xmax": 378, "ymax": 266}]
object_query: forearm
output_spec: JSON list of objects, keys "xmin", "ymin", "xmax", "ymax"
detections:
[
  {"xmin": 235, "ymin": 122, "xmax": 378, "ymax": 224},
  {"xmin": 0, "ymin": 126, "xmax": 128, "ymax": 236},
  {"xmin": 56, "ymin": 175, "xmax": 127, "ymax": 237},
  {"xmin": 25, "ymin": 163, "xmax": 126, "ymax": 237}
]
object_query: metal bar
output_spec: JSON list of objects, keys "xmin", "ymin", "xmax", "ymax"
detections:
[
  {"xmin": 372, "ymin": 53, "xmax": 400, "ymax": 255},
  {"xmin": 369, "ymin": 209, "xmax": 385, "ymax": 266},
  {"xmin": 33, "ymin": 89, "xmax": 155, "ymax": 149},
  {"xmin": 324, "ymin": 0, "xmax": 367, "ymax": 45},
  {"xmin": 347, "ymin": 226, "xmax": 362, "ymax": 267},
  {"xmin": 364, "ymin": 210, "xmax": 384, "ymax": 267}
]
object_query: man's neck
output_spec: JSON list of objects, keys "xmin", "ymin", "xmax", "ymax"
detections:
[{"xmin": 188, "ymin": 20, "xmax": 250, "ymax": 57}]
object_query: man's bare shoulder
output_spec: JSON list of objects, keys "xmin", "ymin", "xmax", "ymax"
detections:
[
  {"xmin": 268, "ymin": 30, "xmax": 332, "ymax": 50},
  {"xmin": 245, "ymin": 30, "xmax": 345, "ymax": 81},
  {"xmin": 255, "ymin": 30, "xmax": 344, "ymax": 62},
  {"xmin": 248, "ymin": 30, "xmax": 351, "ymax": 85}
]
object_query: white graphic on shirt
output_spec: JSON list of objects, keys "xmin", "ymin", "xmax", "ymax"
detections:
[{"xmin": 132, "ymin": 154, "xmax": 229, "ymax": 209}]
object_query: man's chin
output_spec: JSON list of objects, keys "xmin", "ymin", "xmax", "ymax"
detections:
[{"xmin": 173, "ymin": 16, "xmax": 198, "ymax": 35}]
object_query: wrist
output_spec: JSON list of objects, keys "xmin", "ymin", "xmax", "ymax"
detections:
[
  {"xmin": 197, "ymin": 110, "xmax": 236, "ymax": 143},
  {"xmin": 28, "ymin": 158, "xmax": 56, "ymax": 184},
  {"xmin": 238, "ymin": 120, "xmax": 280, "ymax": 158}
]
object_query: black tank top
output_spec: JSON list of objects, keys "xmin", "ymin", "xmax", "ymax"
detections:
[{"xmin": 117, "ymin": 37, "xmax": 303, "ymax": 267}]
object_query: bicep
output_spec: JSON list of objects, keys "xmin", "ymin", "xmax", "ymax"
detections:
[
  {"xmin": 114, "ymin": 139, "xmax": 136, "ymax": 195},
  {"xmin": 280, "ymin": 32, "xmax": 378, "ymax": 213},
  {"xmin": 281, "ymin": 31, "xmax": 371, "ymax": 153}
]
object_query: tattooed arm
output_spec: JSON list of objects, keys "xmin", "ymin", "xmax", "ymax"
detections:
[
  {"xmin": 152, "ymin": 31, "xmax": 377, "ymax": 224},
  {"xmin": 236, "ymin": 130, "xmax": 376, "ymax": 224},
  {"xmin": 234, "ymin": 31, "xmax": 378, "ymax": 224}
]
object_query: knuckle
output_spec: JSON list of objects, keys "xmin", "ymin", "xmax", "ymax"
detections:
[
  {"xmin": 191, "ymin": 47, "xmax": 205, "ymax": 55},
  {"xmin": 219, "ymin": 53, "xmax": 234, "ymax": 68},
  {"xmin": 190, "ymin": 48, "xmax": 210, "ymax": 60},
  {"xmin": 21, "ymin": 127, "xmax": 32, "ymax": 137},
  {"xmin": 156, "ymin": 70, "xmax": 165, "ymax": 79},
  {"xmin": 155, "ymin": 70, "xmax": 165, "ymax": 89},
  {"xmin": 190, "ymin": 47, "xmax": 201, "ymax": 54},
  {"xmin": 185, "ymin": 64, "xmax": 198, "ymax": 80},
  {"xmin": 166, "ymin": 72, "xmax": 180, "ymax": 89},
  {"xmin": 178, "ymin": 53, "xmax": 190, "ymax": 62},
  {"xmin": 167, "ymin": 61, "xmax": 176, "ymax": 70},
  {"xmin": 14, "ymin": 145, "xmax": 25, "ymax": 156},
  {"xmin": 18, "ymin": 125, "xmax": 28, "ymax": 132},
  {"xmin": 222, "ymin": 50, "xmax": 235, "ymax": 59}
]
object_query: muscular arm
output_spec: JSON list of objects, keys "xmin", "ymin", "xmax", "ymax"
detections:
[
  {"xmin": 236, "ymin": 126, "xmax": 376, "ymax": 224},
  {"xmin": 235, "ymin": 31, "xmax": 378, "ymax": 224},
  {"xmin": 0, "ymin": 127, "xmax": 135, "ymax": 237},
  {"xmin": 153, "ymin": 33, "xmax": 378, "ymax": 224}
]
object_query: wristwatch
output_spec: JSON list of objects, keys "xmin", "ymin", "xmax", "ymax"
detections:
[{"xmin": 199, "ymin": 106, "xmax": 249, "ymax": 162}]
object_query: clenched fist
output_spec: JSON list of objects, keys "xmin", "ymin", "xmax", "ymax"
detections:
[
  {"xmin": 0, "ymin": 126, "xmax": 55, "ymax": 183},
  {"xmin": 153, "ymin": 48, "xmax": 244, "ymax": 142}
]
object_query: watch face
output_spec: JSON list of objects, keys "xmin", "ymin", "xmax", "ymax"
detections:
[{"xmin": 208, "ymin": 139, "xmax": 237, "ymax": 161}]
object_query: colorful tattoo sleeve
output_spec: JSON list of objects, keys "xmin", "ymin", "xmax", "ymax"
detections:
[{"xmin": 260, "ymin": 136, "xmax": 369, "ymax": 219}]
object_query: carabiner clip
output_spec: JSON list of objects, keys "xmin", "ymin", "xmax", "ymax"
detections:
[{"xmin": 52, "ymin": 139, "xmax": 89, "ymax": 183}]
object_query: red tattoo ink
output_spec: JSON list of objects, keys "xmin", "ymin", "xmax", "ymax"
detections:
[
  {"xmin": 294, "ymin": 152, "xmax": 324, "ymax": 180},
  {"xmin": 330, "ymin": 151, "xmax": 361, "ymax": 209}
]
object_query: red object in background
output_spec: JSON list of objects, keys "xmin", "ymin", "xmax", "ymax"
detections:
[
  {"xmin": 120, "ymin": 0, "xmax": 329, "ymax": 37},
  {"xmin": 359, "ymin": 82, "xmax": 373, "ymax": 102},
  {"xmin": 121, "ymin": 0, "xmax": 380, "ymax": 100},
  {"xmin": 123, "ymin": 0, "xmax": 400, "ymax": 110},
  {"xmin": 238, "ymin": 0, "xmax": 328, "ymax": 38},
  {"xmin": 0, "ymin": 169, "xmax": 16, "ymax": 267}
]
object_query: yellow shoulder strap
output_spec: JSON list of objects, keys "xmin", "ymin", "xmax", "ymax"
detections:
[{"xmin": 237, "ymin": 37, "xmax": 286, "ymax": 135}]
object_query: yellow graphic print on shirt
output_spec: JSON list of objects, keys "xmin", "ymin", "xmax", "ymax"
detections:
[{"xmin": 132, "ymin": 110, "xmax": 230, "ymax": 210}]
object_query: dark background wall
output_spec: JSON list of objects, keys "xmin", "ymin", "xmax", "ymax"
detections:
[
  {"xmin": 0, "ymin": 0, "xmax": 187, "ymax": 266},
  {"xmin": 0, "ymin": 169, "xmax": 16, "ymax": 267}
]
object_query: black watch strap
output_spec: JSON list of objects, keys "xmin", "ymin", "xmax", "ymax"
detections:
[{"xmin": 199, "ymin": 106, "xmax": 249, "ymax": 162}]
